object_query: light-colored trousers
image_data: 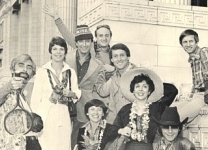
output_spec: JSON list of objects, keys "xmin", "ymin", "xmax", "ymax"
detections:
[{"xmin": 171, "ymin": 92, "xmax": 205, "ymax": 121}]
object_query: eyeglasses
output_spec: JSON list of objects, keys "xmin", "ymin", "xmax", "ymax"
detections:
[
  {"xmin": 161, "ymin": 125, "xmax": 179, "ymax": 130},
  {"xmin": 96, "ymin": 24, "xmax": 111, "ymax": 30}
]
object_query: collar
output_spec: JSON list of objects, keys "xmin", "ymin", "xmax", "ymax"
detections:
[
  {"xmin": 76, "ymin": 50, "xmax": 91, "ymax": 61},
  {"xmin": 188, "ymin": 46, "xmax": 201, "ymax": 63},
  {"xmin": 42, "ymin": 60, "xmax": 71, "ymax": 74},
  {"xmin": 95, "ymin": 42, "xmax": 110, "ymax": 53},
  {"xmin": 82, "ymin": 120, "xmax": 106, "ymax": 132}
]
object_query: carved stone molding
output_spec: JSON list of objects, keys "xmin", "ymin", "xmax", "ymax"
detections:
[
  {"xmin": 79, "ymin": 1, "xmax": 208, "ymax": 29},
  {"xmin": 158, "ymin": 8, "xmax": 193, "ymax": 27}
]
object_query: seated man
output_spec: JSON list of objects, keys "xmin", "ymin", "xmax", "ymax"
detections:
[
  {"xmin": 153, "ymin": 106, "xmax": 195, "ymax": 150},
  {"xmin": 0, "ymin": 54, "xmax": 43, "ymax": 150}
]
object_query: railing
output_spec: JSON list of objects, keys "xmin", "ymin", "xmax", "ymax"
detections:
[{"xmin": 153, "ymin": 0, "xmax": 191, "ymax": 5}]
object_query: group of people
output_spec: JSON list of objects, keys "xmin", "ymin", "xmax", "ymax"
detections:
[{"xmin": 0, "ymin": 4, "xmax": 208, "ymax": 150}]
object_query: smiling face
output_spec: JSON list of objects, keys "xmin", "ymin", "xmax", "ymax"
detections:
[
  {"xmin": 133, "ymin": 80, "xmax": 150, "ymax": 101},
  {"xmin": 111, "ymin": 49, "xmax": 129, "ymax": 71},
  {"xmin": 162, "ymin": 125, "xmax": 179, "ymax": 142},
  {"xmin": 14, "ymin": 60, "xmax": 34, "ymax": 80},
  {"xmin": 51, "ymin": 44, "xmax": 66, "ymax": 62},
  {"xmin": 76, "ymin": 39, "xmax": 92, "ymax": 55},
  {"xmin": 87, "ymin": 106, "xmax": 104, "ymax": 123},
  {"xmin": 181, "ymin": 35, "xmax": 198, "ymax": 55},
  {"xmin": 96, "ymin": 27, "xmax": 111, "ymax": 47}
]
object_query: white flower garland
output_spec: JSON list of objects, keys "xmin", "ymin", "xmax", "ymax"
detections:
[
  {"xmin": 129, "ymin": 102, "xmax": 151, "ymax": 142},
  {"xmin": 84, "ymin": 119, "xmax": 107, "ymax": 150}
]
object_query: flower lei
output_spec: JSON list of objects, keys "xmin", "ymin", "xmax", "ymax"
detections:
[
  {"xmin": 129, "ymin": 101, "xmax": 151, "ymax": 142},
  {"xmin": 84, "ymin": 119, "xmax": 107, "ymax": 150}
]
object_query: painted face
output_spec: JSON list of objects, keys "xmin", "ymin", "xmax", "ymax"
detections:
[
  {"xmin": 87, "ymin": 106, "xmax": 104, "ymax": 123},
  {"xmin": 133, "ymin": 80, "xmax": 150, "ymax": 101},
  {"xmin": 96, "ymin": 28, "xmax": 111, "ymax": 47},
  {"xmin": 162, "ymin": 126, "xmax": 179, "ymax": 142},
  {"xmin": 51, "ymin": 44, "xmax": 66, "ymax": 62},
  {"xmin": 14, "ymin": 60, "xmax": 34, "ymax": 79},
  {"xmin": 181, "ymin": 35, "xmax": 198, "ymax": 54},
  {"xmin": 76, "ymin": 39, "xmax": 92, "ymax": 55},
  {"xmin": 111, "ymin": 49, "xmax": 129, "ymax": 70}
]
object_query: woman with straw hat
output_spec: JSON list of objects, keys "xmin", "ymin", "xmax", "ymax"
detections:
[{"xmin": 108, "ymin": 68, "xmax": 166, "ymax": 150}]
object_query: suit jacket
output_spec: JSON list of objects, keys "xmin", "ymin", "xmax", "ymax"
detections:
[{"xmin": 67, "ymin": 50, "xmax": 104, "ymax": 122}]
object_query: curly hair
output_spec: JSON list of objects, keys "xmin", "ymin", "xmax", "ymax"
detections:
[{"xmin": 130, "ymin": 73, "xmax": 155, "ymax": 96}]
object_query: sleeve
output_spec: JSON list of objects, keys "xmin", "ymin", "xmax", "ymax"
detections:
[
  {"xmin": 94, "ymin": 70, "xmax": 112, "ymax": 98},
  {"xmin": 0, "ymin": 81, "xmax": 13, "ymax": 105},
  {"xmin": 105, "ymin": 124, "xmax": 119, "ymax": 142},
  {"xmin": 113, "ymin": 105, "xmax": 128, "ymax": 129},
  {"xmin": 200, "ymin": 48, "xmax": 208, "ymax": 104},
  {"xmin": 179, "ymin": 138, "xmax": 196, "ymax": 150},
  {"xmin": 77, "ymin": 128, "xmax": 85, "ymax": 150},
  {"xmin": 30, "ymin": 68, "xmax": 44, "ymax": 112},
  {"xmin": 70, "ymin": 68, "xmax": 81, "ymax": 103},
  {"xmin": 55, "ymin": 18, "xmax": 77, "ymax": 49}
]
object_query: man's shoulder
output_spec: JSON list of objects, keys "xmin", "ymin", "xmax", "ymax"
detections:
[{"xmin": 91, "ymin": 56, "xmax": 103, "ymax": 65}]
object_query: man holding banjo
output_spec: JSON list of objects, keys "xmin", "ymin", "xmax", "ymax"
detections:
[{"xmin": 0, "ymin": 54, "xmax": 43, "ymax": 150}]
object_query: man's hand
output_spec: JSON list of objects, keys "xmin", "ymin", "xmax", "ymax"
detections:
[
  {"xmin": 10, "ymin": 77, "xmax": 26, "ymax": 90},
  {"xmin": 43, "ymin": 5, "xmax": 59, "ymax": 20},
  {"xmin": 103, "ymin": 64, "xmax": 115, "ymax": 72},
  {"xmin": 200, "ymin": 105, "xmax": 208, "ymax": 115}
]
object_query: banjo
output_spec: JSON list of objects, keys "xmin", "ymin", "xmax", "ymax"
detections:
[{"xmin": 4, "ymin": 72, "xmax": 33, "ymax": 135}]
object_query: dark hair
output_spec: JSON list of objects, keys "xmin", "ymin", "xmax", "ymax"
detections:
[
  {"xmin": 95, "ymin": 24, "xmax": 112, "ymax": 37},
  {"xmin": 84, "ymin": 99, "xmax": 108, "ymax": 120},
  {"xmin": 48, "ymin": 36, "xmax": 68, "ymax": 54},
  {"xmin": 130, "ymin": 73, "xmax": 155, "ymax": 96},
  {"xmin": 179, "ymin": 29, "xmax": 199, "ymax": 45},
  {"xmin": 158, "ymin": 125, "xmax": 183, "ymax": 136},
  {"xmin": 10, "ymin": 54, "xmax": 36, "ymax": 77},
  {"xmin": 109, "ymin": 43, "xmax": 130, "ymax": 59}
]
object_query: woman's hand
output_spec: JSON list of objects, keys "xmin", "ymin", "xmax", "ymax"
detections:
[
  {"xmin": 63, "ymin": 88, "xmax": 77, "ymax": 99},
  {"xmin": 118, "ymin": 126, "xmax": 132, "ymax": 137}
]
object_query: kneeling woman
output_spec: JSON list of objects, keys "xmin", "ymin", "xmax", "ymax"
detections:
[
  {"xmin": 76, "ymin": 99, "xmax": 118, "ymax": 150},
  {"xmin": 112, "ymin": 68, "xmax": 164, "ymax": 150}
]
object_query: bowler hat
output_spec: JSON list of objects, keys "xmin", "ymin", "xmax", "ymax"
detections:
[
  {"xmin": 154, "ymin": 106, "xmax": 188, "ymax": 126},
  {"xmin": 120, "ymin": 68, "xmax": 164, "ymax": 102}
]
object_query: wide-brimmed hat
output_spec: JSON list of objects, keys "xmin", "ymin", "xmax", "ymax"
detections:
[
  {"xmin": 120, "ymin": 68, "xmax": 164, "ymax": 102},
  {"xmin": 154, "ymin": 106, "xmax": 188, "ymax": 126}
]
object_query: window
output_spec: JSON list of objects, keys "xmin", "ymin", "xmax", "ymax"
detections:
[{"xmin": 191, "ymin": 0, "xmax": 207, "ymax": 7}]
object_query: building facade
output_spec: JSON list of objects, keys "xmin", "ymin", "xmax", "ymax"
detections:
[{"xmin": 0, "ymin": 0, "xmax": 208, "ymax": 149}]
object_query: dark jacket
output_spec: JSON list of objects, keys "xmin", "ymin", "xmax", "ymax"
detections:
[{"xmin": 77, "ymin": 123, "xmax": 119, "ymax": 150}]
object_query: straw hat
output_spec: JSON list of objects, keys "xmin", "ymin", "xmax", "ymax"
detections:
[{"xmin": 120, "ymin": 68, "xmax": 164, "ymax": 102}]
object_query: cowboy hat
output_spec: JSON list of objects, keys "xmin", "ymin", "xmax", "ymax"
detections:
[
  {"xmin": 120, "ymin": 67, "xmax": 164, "ymax": 102},
  {"xmin": 154, "ymin": 106, "xmax": 188, "ymax": 126}
]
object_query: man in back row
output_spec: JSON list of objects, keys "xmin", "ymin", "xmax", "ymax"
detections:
[
  {"xmin": 171, "ymin": 29, "xmax": 208, "ymax": 120},
  {"xmin": 43, "ymin": 5, "xmax": 113, "ymax": 65}
]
